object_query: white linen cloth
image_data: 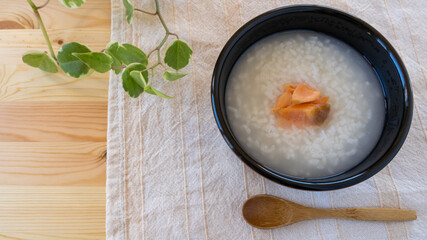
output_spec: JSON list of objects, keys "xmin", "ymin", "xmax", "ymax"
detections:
[{"xmin": 107, "ymin": 0, "xmax": 427, "ymax": 239}]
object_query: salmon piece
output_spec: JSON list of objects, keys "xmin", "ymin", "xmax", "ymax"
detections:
[
  {"xmin": 272, "ymin": 92, "xmax": 292, "ymax": 112},
  {"xmin": 271, "ymin": 84, "xmax": 299, "ymax": 113},
  {"xmin": 272, "ymin": 88, "xmax": 293, "ymax": 113},
  {"xmin": 311, "ymin": 96, "xmax": 329, "ymax": 104},
  {"xmin": 277, "ymin": 102, "xmax": 331, "ymax": 128},
  {"xmin": 272, "ymin": 83, "xmax": 330, "ymax": 128},
  {"xmin": 291, "ymin": 83, "xmax": 321, "ymax": 105},
  {"xmin": 283, "ymin": 84, "xmax": 297, "ymax": 94}
]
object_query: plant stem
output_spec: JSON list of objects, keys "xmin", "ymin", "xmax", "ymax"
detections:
[
  {"xmin": 147, "ymin": 48, "xmax": 158, "ymax": 59},
  {"xmin": 141, "ymin": 63, "xmax": 162, "ymax": 74},
  {"xmin": 134, "ymin": 8, "xmax": 156, "ymax": 16},
  {"xmin": 138, "ymin": 0, "xmax": 176, "ymax": 72},
  {"xmin": 169, "ymin": 32, "xmax": 179, "ymax": 39},
  {"xmin": 111, "ymin": 65, "xmax": 126, "ymax": 70},
  {"xmin": 154, "ymin": 0, "xmax": 169, "ymax": 33},
  {"xmin": 110, "ymin": 63, "xmax": 163, "ymax": 72},
  {"xmin": 37, "ymin": 0, "xmax": 50, "ymax": 9},
  {"xmin": 26, "ymin": 0, "xmax": 57, "ymax": 61},
  {"xmin": 124, "ymin": 0, "xmax": 179, "ymax": 76},
  {"xmin": 157, "ymin": 46, "xmax": 162, "ymax": 64},
  {"xmin": 157, "ymin": 34, "xmax": 169, "ymax": 52}
]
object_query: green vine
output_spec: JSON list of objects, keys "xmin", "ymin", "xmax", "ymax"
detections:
[{"xmin": 22, "ymin": 0, "xmax": 193, "ymax": 98}]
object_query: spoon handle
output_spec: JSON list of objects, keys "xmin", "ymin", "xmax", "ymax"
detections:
[{"xmin": 314, "ymin": 208, "xmax": 417, "ymax": 222}]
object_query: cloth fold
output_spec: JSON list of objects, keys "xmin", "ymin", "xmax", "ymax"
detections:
[{"xmin": 107, "ymin": 0, "xmax": 427, "ymax": 239}]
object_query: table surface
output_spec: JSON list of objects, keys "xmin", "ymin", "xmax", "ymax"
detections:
[{"xmin": 0, "ymin": 1, "xmax": 110, "ymax": 239}]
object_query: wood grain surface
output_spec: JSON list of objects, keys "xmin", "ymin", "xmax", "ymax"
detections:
[
  {"xmin": 0, "ymin": 186, "xmax": 105, "ymax": 239},
  {"xmin": 0, "ymin": 102, "xmax": 107, "ymax": 142},
  {"xmin": 0, "ymin": 0, "xmax": 110, "ymax": 239},
  {"xmin": 0, "ymin": 65, "xmax": 108, "ymax": 102},
  {"xmin": 0, "ymin": 28, "xmax": 109, "ymax": 64}
]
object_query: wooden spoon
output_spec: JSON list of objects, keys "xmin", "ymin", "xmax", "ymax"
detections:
[{"xmin": 242, "ymin": 194, "xmax": 417, "ymax": 229}]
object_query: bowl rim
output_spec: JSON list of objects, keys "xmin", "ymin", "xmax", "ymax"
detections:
[{"xmin": 211, "ymin": 4, "xmax": 413, "ymax": 190}]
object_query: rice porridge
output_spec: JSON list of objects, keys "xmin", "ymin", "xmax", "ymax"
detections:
[{"xmin": 225, "ymin": 30, "xmax": 385, "ymax": 178}]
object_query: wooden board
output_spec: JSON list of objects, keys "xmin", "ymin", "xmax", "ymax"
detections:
[
  {"xmin": 0, "ymin": 28, "xmax": 110, "ymax": 64},
  {"xmin": 0, "ymin": 102, "xmax": 107, "ymax": 142},
  {"xmin": 0, "ymin": 0, "xmax": 110, "ymax": 238},
  {"xmin": 0, "ymin": 142, "xmax": 106, "ymax": 186},
  {"xmin": 0, "ymin": 65, "xmax": 108, "ymax": 102},
  {"xmin": 0, "ymin": 0, "xmax": 110, "ymax": 30},
  {"xmin": 0, "ymin": 186, "xmax": 105, "ymax": 239}
]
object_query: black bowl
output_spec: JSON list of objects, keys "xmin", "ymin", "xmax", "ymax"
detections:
[{"xmin": 211, "ymin": 5, "xmax": 413, "ymax": 190}]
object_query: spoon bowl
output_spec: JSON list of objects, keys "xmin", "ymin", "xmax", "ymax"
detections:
[{"xmin": 242, "ymin": 194, "xmax": 417, "ymax": 229}]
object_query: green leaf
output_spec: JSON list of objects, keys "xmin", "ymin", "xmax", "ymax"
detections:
[
  {"xmin": 164, "ymin": 40, "xmax": 192, "ymax": 70},
  {"xmin": 57, "ymin": 42, "xmax": 92, "ymax": 78},
  {"xmin": 130, "ymin": 70, "xmax": 147, "ymax": 88},
  {"xmin": 72, "ymin": 52, "xmax": 113, "ymax": 73},
  {"xmin": 122, "ymin": 0, "xmax": 134, "ymax": 24},
  {"xmin": 117, "ymin": 43, "xmax": 148, "ymax": 65},
  {"xmin": 122, "ymin": 63, "xmax": 149, "ymax": 98},
  {"xmin": 22, "ymin": 51, "xmax": 58, "ymax": 73},
  {"xmin": 144, "ymin": 86, "xmax": 174, "ymax": 99},
  {"xmin": 105, "ymin": 41, "xmax": 123, "ymax": 74},
  {"xmin": 162, "ymin": 71, "xmax": 187, "ymax": 81},
  {"xmin": 58, "ymin": 0, "xmax": 86, "ymax": 8}
]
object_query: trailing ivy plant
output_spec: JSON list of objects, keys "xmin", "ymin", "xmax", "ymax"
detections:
[{"xmin": 23, "ymin": 0, "xmax": 192, "ymax": 98}]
